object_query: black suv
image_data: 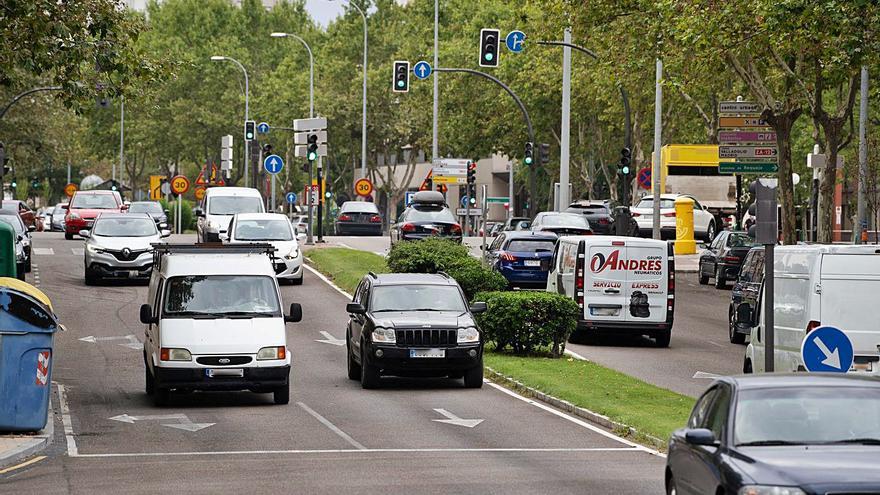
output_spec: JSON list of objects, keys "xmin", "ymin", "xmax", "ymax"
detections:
[
  {"xmin": 389, "ymin": 191, "xmax": 462, "ymax": 246},
  {"xmin": 345, "ymin": 273, "xmax": 487, "ymax": 389},
  {"xmin": 728, "ymin": 246, "xmax": 764, "ymax": 344}
]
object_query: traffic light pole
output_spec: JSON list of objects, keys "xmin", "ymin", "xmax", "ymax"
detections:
[
  {"xmin": 316, "ymin": 161, "xmax": 324, "ymax": 243},
  {"xmin": 434, "ymin": 68, "xmax": 534, "ymax": 218}
]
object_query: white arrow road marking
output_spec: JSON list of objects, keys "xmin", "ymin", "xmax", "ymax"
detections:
[
  {"xmin": 693, "ymin": 371, "xmax": 721, "ymax": 379},
  {"xmin": 109, "ymin": 413, "xmax": 214, "ymax": 432},
  {"xmin": 813, "ymin": 336, "xmax": 842, "ymax": 369},
  {"xmin": 315, "ymin": 331, "xmax": 345, "ymax": 346},
  {"xmin": 79, "ymin": 334, "xmax": 142, "ymax": 350},
  {"xmin": 432, "ymin": 408, "xmax": 483, "ymax": 428}
]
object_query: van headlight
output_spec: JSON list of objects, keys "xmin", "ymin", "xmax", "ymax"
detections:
[
  {"xmin": 739, "ymin": 487, "xmax": 806, "ymax": 495},
  {"xmin": 257, "ymin": 346, "xmax": 287, "ymax": 360},
  {"xmin": 457, "ymin": 326, "xmax": 479, "ymax": 343},
  {"xmin": 371, "ymin": 327, "xmax": 396, "ymax": 343},
  {"xmin": 160, "ymin": 348, "xmax": 191, "ymax": 361}
]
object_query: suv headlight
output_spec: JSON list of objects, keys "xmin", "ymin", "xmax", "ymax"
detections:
[
  {"xmin": 457, "ymin": 326, "xmax": 479, "ymax": 343},
  {"xmin": 86, "ymin": 244, "xmax": 105, "ymax": 254},
  {"xmin": 739, "ymin": 487, "xmax": 806, "ymax": 495},
  {"xmin": 257, "ymin": 346, "xmax": 286, "ymax": 360},
  {"xmin": 160, "ymin": 348, "xmax": 191, "ymax": 361},
  {"xmin": 371, "ymin": 327, "xmax": 396, "ymax": 343}
]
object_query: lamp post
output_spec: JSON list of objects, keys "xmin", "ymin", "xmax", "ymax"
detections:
[
  {"xmin": 211, "ymin": 55, "xmax": 251, "ymax": 187},
  {"xmin": 329, "ymin": 0, "xmax": 368, "ymax": 180}
]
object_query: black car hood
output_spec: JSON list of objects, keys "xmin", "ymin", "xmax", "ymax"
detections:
[
  {"xmin": 731, "ymin": 445, "xmax": 880, "ymax": 488},
  {"xmin": 371, "ymin": 310, "xmax": 473, "ymax": 329}
]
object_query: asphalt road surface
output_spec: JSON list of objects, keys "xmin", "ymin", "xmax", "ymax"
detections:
[{"xmin": 3, "ymin": 232, "xmax": 665, "ymax": 494}]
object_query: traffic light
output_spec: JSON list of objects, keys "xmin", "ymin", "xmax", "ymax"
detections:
[
  {"xmin": 10, "ymin": 180, "xmax": 16, "ymax": 189},
  {"xmin": 479, "ymin": 29, "xmax": 500, "ymax": 67},
  {"xmin": 467, "ymin": 161, "xmax": 476, "ymax": 184},
  {"xmin": 393, "ymin": 61, "xmax": 410, "ymax": 93},
  {"xmin": 307, "ymin": 133, "xmax": 319, "ymax": 161},
  {"xmin": 618, "ymin": 147, "xmax": 632, "ymax": 176},
  {"xmin": 31, "ymin": 177, "xmax": 39, "ymax": 189},
  {"xmin": 244, "ymin": 120, "xmax": 256, "ymax": 141},
  {"xmin": 262, "ymin": 143, "xmax": 273, "ymax": 156},
  {"xmin": 540, "ymin": 143, "xmax": 550, "ymax": 165},
  {"xmin": 524, "ymin": 142, "xmax": 534, "ymax": 166}
]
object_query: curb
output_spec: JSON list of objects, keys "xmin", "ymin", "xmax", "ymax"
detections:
[
  {"xmin": 0, "ymin": 396, "xmax": 54, "ymax": 469},
  {"xmin": 484, "ymin": 367, "xmax": 666, "ymax": 451}
]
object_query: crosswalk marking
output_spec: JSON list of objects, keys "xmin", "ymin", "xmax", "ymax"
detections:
[{"xmin": 33, "ymin": 247, "xmax": 55, "ymax": 256}]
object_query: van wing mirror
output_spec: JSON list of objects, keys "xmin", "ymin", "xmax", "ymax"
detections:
[
  {"xmin": 346, "ymin": 303, "xmax": 366, "ymax": 315},
  {"xmin": 194, "ymin": 208, "xmax": 205, "ymax": 217},
  {"xmin": 139, "ymin": 304, "xmax": 156, "ymax": 325},
  {"xmin": 285, "ymin": 303, "xmax": 303, "ymax": 323}
]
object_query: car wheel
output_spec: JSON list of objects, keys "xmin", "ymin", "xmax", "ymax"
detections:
[
  {"xmin": 743, "ymin": 358, "xmax": 753, "ymax": 374},
  {"xmin": 714, "ymin": 265, "xmax": 726, "ymax": 289},
  {"xmin": 698, "ymin": 265, "xmax": 710, "ymax": 285},
  {"xmin": 347, "ymin": 337, "xmax": 361, "ymax": 381},
  {"xmin": 665, "ymin": 473, "xmax": 677, "ymax": 495},
  {"xmin": 705, "ymin": 221, "xmax": 716, "ymax": 242},
  {"xmin": 84, "ymin": 268, "xmax": 98, "ymax": 286},
  {"xmin": 16, "ymin": 263, "xmax": 25, "ymax": 281},
  {"xmin": 463, "ymin": 362, "xmax": 484, "ymax": 389},
  {"xmin": 25, "ymin": 256, "xmax": 31, "ymax": 273},
  {"xmin": 273, "ymin": 385, "xmax": 290, "ymax": 405},
  {"xmin": 145, "ymin": 366, "xmax": 155, "ymax": 396},
  {"xmin": 291, "ymin": 274, "xmax": 304, "ymax": 286},
  {"xmin": 654, "ymin": 329, "xmax": 671, "ymax": 348},
  {"xmin": 65, "ymin": 232, "xmax": 73, "ymax": 240},
  {"xmin": 729, "ymin": 307, "xmax": 746, "ymax": 345},
  {"xmin": 359, "ymin": 341, "xmax": 380, "ymax": 389},
  {"xmin": 154, "ymin": 388, "xmax": 170, "ymax": 407}
]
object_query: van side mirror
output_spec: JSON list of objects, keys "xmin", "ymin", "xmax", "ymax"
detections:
[
  {"xmin": 346, "ymin": 303, "xmax": 366, "ymax": 315},
  {"xmin": 164, "ymin": 209, "xmax": 170, "ymax": 216},
  {"xmin": 736, "ymin": 305, "xmax": 755, "ymax": 327},
  {"xmin": 285, "ymin": 303, "xmax": 303, "ymax": 323},
  {"xmin": 469, "ymin": 302, "xmax": 488, "ymax": 314},
  {"xmin": 195, "ymin": 208, "xmax": 205, "ymax": 217},
  {"xmin": 684, "ymin": 428, "xmax": 718, "ymax": 447},
  {"xmin": 139, "ymin": 304, "xmax": 157, "ymax": 325}
]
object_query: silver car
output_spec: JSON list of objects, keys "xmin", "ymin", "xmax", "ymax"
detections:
[
  {"xmin": 51, "ymin": 203, "xmax": 67, "ymax": 232},
  {"xmin": 82, "ymin": 213, "xmax": 169, "ymax": 285}
]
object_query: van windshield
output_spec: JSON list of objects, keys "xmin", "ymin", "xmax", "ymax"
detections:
[
  {"xmin": 208, "ymin": 196, "xmax": 264, "ymax": 215},
  {"xmin": 163, "ymin": 275, "xmax": 281, "ymax": 317}
]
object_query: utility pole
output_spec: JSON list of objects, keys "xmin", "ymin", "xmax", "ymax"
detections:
[
  {"xmin": 857, "ymin": 66, "xmax": 869, "ymax": 244},
  {"xmin": 558, "ymin": 28, "xmax": 572, "ymax": 211},
  {"xmin": 652, "ymin": 59, "xmax": 663, "ymax": 240},
  {"xmin": 115, "ymin": 96, "xmax": 123, "ymax": 183}
]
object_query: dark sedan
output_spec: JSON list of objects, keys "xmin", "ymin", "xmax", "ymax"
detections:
[
  {"xmin": 127, "ymin": 201, "xmax": 169, "ymax": 229},
  {"xmin": 390, "ymin": 191, "xmax": 462, "ymax": 246},
  {"xmin": 483, "ymin": 231, "xmax": 557, "ymax": 289},
  {"xmin": 666, "ymin": 374, "xmax": 880, "ymax": 495},
  {"xmin": 335, "ymin": 201, "xmax": 383, "ymax": 236},
  {"xmin": 699, "ymin": 231, "xmax": 756, "ymax": 289},
  {"xmin": 565, "ymin": 201, "xmax": 613, "ymax": 234},
  {"xmin": 728, "ymin": 246, "xmax": 764, "ymax": 345}
]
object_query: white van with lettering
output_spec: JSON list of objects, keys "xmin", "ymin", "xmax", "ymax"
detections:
[{"xmin": 547, "ymin": 236, "xmax": 675, "ymax": 347}]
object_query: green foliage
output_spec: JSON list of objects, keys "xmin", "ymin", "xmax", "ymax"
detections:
[
  {"xmin": 445, "ymin": 258, "xmax": 507, "ymax": 301},
  {"xmin": 159, "ymin": 198, "xmax": 194, "ymax": 231},
  {"xmin": 475, "ymin": 291, "xmax": 579, "ymax": 358},
  {"xmin": 307, "ymin": 248, "xmax": 388, "ymax": 294}
]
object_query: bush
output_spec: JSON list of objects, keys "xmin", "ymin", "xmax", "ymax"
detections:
[
  {"xmin": 386, "ymin": 239, "xmax": 505, "ymax": 300},
  {"xmin": 474, "ymin": 291, "xmax": 579, "ymax": 358},
  {"xmin": 159, "ymin": 198, "xmax": 195, "ymax": 231}
]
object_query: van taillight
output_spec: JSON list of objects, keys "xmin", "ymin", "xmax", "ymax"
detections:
[
  {"xmin": 806, "ymin": 320, "xmax": 821, "ymax": 333},
  {"xmin": 667, "ymin": 250, "xmax": 675, "ymax": 314},
  {"xmin": 575, "ymin": 250, "xmax": 585, "ymax": 309}
]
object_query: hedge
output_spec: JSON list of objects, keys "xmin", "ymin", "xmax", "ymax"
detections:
[
  {"xmin": 159, "ymin": 198, "xmax": 195, "ymax": 231},
  {"xmin": 474, "ymin": 291, "xmax": 579, "ymax": 358}
]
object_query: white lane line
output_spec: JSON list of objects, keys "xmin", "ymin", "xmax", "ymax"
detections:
[
  {"xmin": 69, "ymin": 447, "xmax": 643, "ymax": 459},
  {"xmin": 337, "ymin": 242, "xmax": 354, "ymax": 250},
  {"xmin": 56, "ymin": 383, "xmax": 79, "ymax": 456},
  {"xmin": 692, "ymin": 371, "xmax": 721, "ymax": 379},
  {"xmin": 33, "ymin": 247, "xmax": 54, "ymax": 256},
  {"xmin": 297, "ymin": 401, "xmax": 366, "ymax": 451},
  {"xmin": 485, "ymin": 381, "xmax": 666, "ymax": 458},
  {"xmin": 706, "ymin": 341, "xmax": 725, "ymax": 349},
  {"xmin": 564, "ymin": 349, "xmax": 589, "ymax": 361},
  {"xmin": 302, "ymin": 264, "xmax": 353, "ymax": 299},
  {"xmin": 373, "ymin": 251, "xmax": 385, "ymax": 257}
]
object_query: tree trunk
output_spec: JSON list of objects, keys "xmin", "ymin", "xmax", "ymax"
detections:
[{"xmin": 765, "ymin": 109, "xmax": 801, "ymax": 245}]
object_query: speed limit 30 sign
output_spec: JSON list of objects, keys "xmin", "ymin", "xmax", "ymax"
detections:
[
  {"xmin": 170, "ymin": 175, "xmax": 190, "ymax": 195},
  {"xmin": 354, "ymin": 178, "xmax": 374, "ymax": 197}
]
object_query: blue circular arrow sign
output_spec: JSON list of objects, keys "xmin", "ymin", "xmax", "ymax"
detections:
[
  {"xmin": 257, "ymin": 122, "xmax": 270, "ymax": 134},
  {"xmin": 800, "ymin": 326, "xmax": 854, "ymax": 373},
  {"xmin": 506, "ymin": 30, "xmax": 526, "ymax": 53},
  {"xmin": 413, "ymin": 61, "xmax": 432, "ymax": 80},
  {"xmin": 460, "ymin": 195, "xmax": 470, "ymax": 208},
  {"xmin": 285, "ymin": 192, "xmax": 297, "ymax": 204},
  {"xmin": 263, "ymin": 154, "xmax": 284, "ymax": 175}
]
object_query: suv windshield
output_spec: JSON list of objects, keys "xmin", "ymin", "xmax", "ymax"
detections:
[
  {"xmin": 163, "ymin": 275, "xmax": 281, "ymax": 316},
  {"xmin": 129, "ymin": 202, "xmax": 164, "ymax": 214},
  {"xmin": 93, "ymin": 217, "xmax": 157, "ymax": 237},
  {"xmin": 406, "ymin": 207, "xmax": 456, "ymax": 223},
  {"xmin": 209, "ymin": 196, "xmax": 263, "ymax": 215},
  {"xmin": 71, "ymin": 194, "xmax": 119, "ymax": 209},
  {"xmin": 235, "ymin": 219, "xmax": 293, "ymax": 241},
  {"xmin": 506, "ymin": 240, "xmax": 556, "ymax": 253},
  {"xmin": 370, "ymin": 285, "xmax": 466, "ymax": 312}
]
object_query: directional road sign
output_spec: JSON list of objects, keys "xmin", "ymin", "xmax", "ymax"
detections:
[
  {"xmin": 286, "ymin": 192, "xmax": 297, "ymax": 204},
  {"xmin": 263, "ymin": 154, "xmax": 284, "ymax": 175},
  {"xmin": 486, "ymin": 196, "xmax": 509, "ymax": 204},
  {"xmin": 456, "ymin": 208, "xmax": 483, "ymax": 217},
  {"xmin": 413, "ymin": 61, "xmax": 432, "ymax": 80},
  {"xmin": 718, "ymin": 101, "xmax": 761, "ymax": 114},
  {"xmin": 506, "ymin": 30, "xmax": 526, "ymax": 53},
  {"xmin": 293, "ymin": 117, "xmax": 328, "ymax": 132},
  {"xmin": 719, "ymin": 116, "xmax": 771, "ymax": 128},
  {"xmin": 719, "ymin": 162, "xmax": 779, "ymax": 174},
  {"xmin": 257, "ymin": 122, "xmax": 270, "ymax": 134},
  {"xmin": 460, "ymin": 195, "xmax": 470, "ymax": 208},
  {"xmin": 801, "ymin": 326, "xmax": 854, "ymax": 373},
  {"xmin": 718, "ymin": 146, "xmax": 779, "ymax": 159},
  {"xmin": 718, "ymin": 131, "xmax": 777, "ymax": 144}
]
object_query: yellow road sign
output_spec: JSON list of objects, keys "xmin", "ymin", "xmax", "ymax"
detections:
[{"xmin": 149, "ymin": 175, "xmax": 167, "ymax": 200}]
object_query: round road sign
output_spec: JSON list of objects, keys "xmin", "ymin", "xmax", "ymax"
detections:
[
  {"xmin": 194, "ymin": 186, "xmax": 206, "ymax": 201},
  {"xmin": 170, "ymin": 175, "xmax": 190, "ymax": 195},
  {"xmin": 354, "ymin": 178, "xmax": 374, "ymax": 197},
  {"xmin": 637, "ymin": 167, "xmax": 652, "ymax": 189},
  {"xmin": 64, "ymin": 183, "xmax": 78, "ymax": 198},
  {"xmin": 286, "ymin": 192, "xmax": 297, "ymax": 204}
]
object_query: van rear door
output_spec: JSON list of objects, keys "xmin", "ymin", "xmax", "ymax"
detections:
[
  {"xmin": 582, "ymin": 239, "xmax": 628, "ymax": 322},
  {"xmin": 623, "ymin": 239, "xmax": 669, "ymax": 324},
  {"xmin": 820, "ymin": 253, "xmax": 880, "ymax": 357}
]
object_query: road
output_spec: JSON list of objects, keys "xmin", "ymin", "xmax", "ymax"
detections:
[{"xmin": 3, "ymin": 232, "xmax": 665, "ymax": 493}]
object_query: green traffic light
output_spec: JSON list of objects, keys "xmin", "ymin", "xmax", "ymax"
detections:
[
  {"xmin": 397, "ymin": 80, "xmax": 404, "ymax": 88},
  {"xmin": 484, "ymin": 53, "xmax": 494, "ymax": 61},
  {"xmin": 308, "ymin": 151, "xmax": 317, "ymax": 161},
  {"xmin": 524, "ymin": 156, "xmax": 533, "ymax": 165},
  {"xmin": 622, "ymin": 166, "xmax": 630, "ymax": 175}
]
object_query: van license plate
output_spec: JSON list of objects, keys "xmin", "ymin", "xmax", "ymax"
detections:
[
  {"xmin": 852, "ymin": 362, "xmax": 873, "ymax": 372},
  {"xmin": 524, "ymin": 260, "xmax": 541, "ymax": 267},
  {"xmin": 206, "ymin": 368, "xmax": 244, "ymax": 378},
  {"xmin": 410, "ymin": 348, "xmax": 445, "ymax": 358},
  {"xmin": 590, "ymin": 307, "xmax": 619, "ymax": 316}
]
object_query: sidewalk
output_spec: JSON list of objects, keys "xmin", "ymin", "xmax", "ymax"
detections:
[
  {"xmin": 675, "ymin": 253, "xmax": 700, "ymax": 272},
  {"xmin": 0, "ymin": 398, "xmax": 54, "ymax": 469}
]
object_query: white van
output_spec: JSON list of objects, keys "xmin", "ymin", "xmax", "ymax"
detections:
[
  {"xmin": 547, "ymin": 236, "xmax": 675, "ymax": 347},
  {"xmin": 140, "ymin": 244, "xmax": 302, "ymax": 406},
  {"xmin": 196, "ymin": 187, "xmax": 265, "ymax": 242},
  {"xmin": 743, "ymin": 244, "xmax": 880, "ymax": 375}
]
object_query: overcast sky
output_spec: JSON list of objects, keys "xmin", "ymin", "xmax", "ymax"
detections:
[{"xmin": 124, "ymin": 1, "xmax": 380, "ymax": 28}]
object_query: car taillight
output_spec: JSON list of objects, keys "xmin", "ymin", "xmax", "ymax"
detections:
[
  {"xmin": 369, "ymin": 215, "xmax": 381, "ymax": 223},
  {"xmin": 597, "ymin": 218, "xmax": 610, "ymax": 225},
  {"xmin": 450, "ymin": 224, "xmax": 462, "ymax": 234},
  {"xmin": 806, "ymin": 320, "xmax": 821, "ymax": 333},
  {"xmin": 723, "ymin": 256, "xmax": 740, "ymax": 263},
  {"xmin": 662, "ymin": 212, "xmax": 676, "ymax": 218},
  {"xmin": 631, "ymin": 212, "xmax": 641, "ymax": 217},
  {"xmin": 401, "ymin": 223, "xmax": 416, "ymax": 232},
  {"xmin": 338, "ymin": 214, "xmax": 352, "ymax": 222},
  {"xmin": 500, "ymin": 252, "xmax": 517, "ymax": 262}
]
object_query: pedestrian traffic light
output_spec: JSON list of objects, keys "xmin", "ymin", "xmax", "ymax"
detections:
[
  {"xmin": 307, "ymin": 133, "xmax": 319, "ymax": 161},
  {"xmin": 245, "ymin": 120, "xmax": 256, "ymax": 141},
  {"xmin": 524, "ymin": 142, "xmax": 534, "ymax": 166},
  {"xmin": 479, "ymin": 29, "xmax": 500, "ymax": 67},
  {"xmin": 467, "ymin": 161, "xmax": 476, "ymax": 184},
  {"xmin": 540, "ymin": 143, "xmax": 550, "ymax": 165},
  {"xmin": 618, "ymin": 147, "xmax": 632, "ymax": 176},
  {"xmin": 393, "ymin": 61, "xmax": 410, "ymax": 93}
]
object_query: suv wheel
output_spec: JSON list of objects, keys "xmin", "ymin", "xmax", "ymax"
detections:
[
  {"xmin": 347, "ymin": 337, "xmax": 361, "ymax": 380},
  {"xmin": 359, "ymin": 340, "xmax": 380, "ymax": 389},
  {"xmin": 65, "ymin": 232, "xmax": 73, "ymax": 240},
  {"xmin": 463, "ymin": 362, "xmax": 483, "ymax": 389},
  {"xmin": 273, "ymin": 385, "xmax": 290, "ymax": 405},
  {"xmin": 154, "ymin": 388, "xmax": 170, "ymax": 407}
]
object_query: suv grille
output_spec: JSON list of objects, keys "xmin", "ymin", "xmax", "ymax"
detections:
[
  {"xmin": 106, "ymin": 248, "xmax": 149, "ymax": 261},
  {"xmin": 396, "ymin": 329, "xmax": 457, "ymax": 347},
  {"xmin": 196, "ymin": 356, "xmax": 252, "ymax": 366}
]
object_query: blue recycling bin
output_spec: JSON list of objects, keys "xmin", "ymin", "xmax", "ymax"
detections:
[{"xmin": 0, "ymin": 283, "xmax": 60, "ymax": 432}]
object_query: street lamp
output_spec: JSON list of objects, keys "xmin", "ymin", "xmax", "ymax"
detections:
[
  {"xmin": 329, "ymin": 0, "xmax": 368, "ymax": 180},
  {"xmin": 211, "ymin": 55, "xmax": 251, "ymax": 187}
]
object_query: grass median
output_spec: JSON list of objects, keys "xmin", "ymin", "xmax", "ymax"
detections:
[{"xmin": 305, "ymin": 246, "xmax": 694, "ymax": 446}]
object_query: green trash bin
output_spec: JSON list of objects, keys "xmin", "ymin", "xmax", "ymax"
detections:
[{"xmin": 0, "ymin": 222, "xmax": 18, "ymax": 279}]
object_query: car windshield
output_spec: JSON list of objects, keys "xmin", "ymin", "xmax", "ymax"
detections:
[
  {"xmin": 128, "ymin": 202, "xmax": 164, "ymax": 214},
  {"xmin": 341, "ymin": 202, "xmax": 379, "ymax": 214},
  {"xmin": 163, "ymin": 275, "xmax": 281, "ymax": 316},
  {"xmin": 235, "ymin": 219, "xmax": 293, "ymax": 241},
  {"xmin": 506, "ymin": 240, "xmax": 556, "ymax": 253},
  {"xmin": 636, "ymin": 198, "xmax": 676, "ymax": 209},
  {"xmin": 735, "ymin": 387, "xmax": 880, "ymax": 446},
  {"xmin": 208, "ymin": 196, "xmax": 263, "ymax": 215},
  {"xmin": 407, "ymin": 207, "xmax": 456, "ymax": 223},
  {"xmin": 540, "ymin": 214, "xmax": 588, "ymax": 227},
  {"xmin": 71, "ymin": 194, "xmax": 119, "ymax": 209},
  {"xmin": 93, "ymin": 217, "xmax": 157, "ymax": 237},
  {"xmin": 728, "ymin": 233, "xmax": 755, "ymax": 247},
  {"xmin": 370, "ymin": 285, "xmax": 467, "ymax": 313},
  {"xmin": 0, "ymin": 215, "xmax": 24, "ymax": 234}
]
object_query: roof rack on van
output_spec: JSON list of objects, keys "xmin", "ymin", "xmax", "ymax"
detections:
[
  {"xmin": 367, "ymin": 271, "xmax": 378, "ymax": 279},
  {"xmin": 151, "ymin": 243, "xmax": 276, "ymax": 271}
]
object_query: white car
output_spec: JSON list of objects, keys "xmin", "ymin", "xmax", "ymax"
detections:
[
  {"xmin": 630, "ymin": 194, "xmax": 717, "ymax": 241},
  {"xmin": 223, "ymin": 213, "xmax": 303, "ymax": 285},
  {"xmin": 195, "ymin": 187, "xmax": 265, "ymax": 242},
  {"xmin": 81, "ymin": 213, "xmax": 169, "ymax": 284},
  {"xmin": 140, "ymin": 244, "xmax": 303, "ymax": 406}
]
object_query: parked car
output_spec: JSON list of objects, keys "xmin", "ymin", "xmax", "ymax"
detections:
[
  {"xmin": 698, "ymin": 231, "xmax": 756, "ymax": 288},
  {"xmin": 224, "ymin": 213, "xmax": 303, "ymax": 285},
  {"xmin": 64, "ymin": 190, "xmax": 126, "ymax": 240},
  {"xmin": 35, "ymin": 207, "xmax": 50, "ymax": 231},
  {"xmin": 291, "ymin": 215, "xmax": 309, "ymax": 235},
  {"xmin": 630, "ymin": 193, "xmax": 717, "ymax": 241},
  {"xmin": 743, "ymin": 244, "xmax": 880, "ymax": 375},
  {"xmin": 477, "ymin": 221, "xmax": 500, "ymax": 237},
  {"xmin": 3, "ymin": 200, "xmax": 39, "ymax": 232},
  {"xmin": 195, "ymin": 187, "xmax": 265, "ymax": 243},
  {"xmin": 484, "ymin": 231, "xmax": 557, "ymax": 289},
  {"xmin": 345, "ymin": 273, "xmax": 488, "ymax": 389},
  {"xmin": 547, "ymin": 235, "xmax": 674, "ymax": 347},
  {"xmin": 389, "ymin": 191, "xmax": 462, "ymax": 246},
  {"xmin": 128, "ymin": 201, "xmax": 169, "ymax": 229},
  {"xmin": 50, "ymin": 203, "xmax": 67, "ymax": 232},
  {"xmin": 140, "ymin": 243, "xmax": 302, "ymax": 406},
  {"xmin": 565, "ymin": 201, "xmax": 614, "ymax": 234},
  {"xmin": 0, "ymin": 210, "xmax": 33, "ymax": 277},
  {"xmin": 501, "ymin": 217, "xmax": 531, "ymax": 232},
  {"xmin": 665, "ymin": 374, "xmax": 880, "ymax": 495},
  {"xmin": 81, "ymin": 213, "xmax": 169, "ymax": 284},
  {"xmin": 335, "ymin": 201, "xmax": 382, "ymax": 236},
  {"xmin": 530, "ymin": 211, "xmax": 592, "ymax": 236},
  {"xmin": 728, "ymin": 246, "xmax": 764, "ymax": 345}
]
